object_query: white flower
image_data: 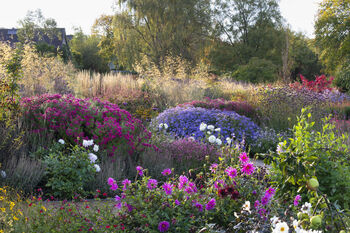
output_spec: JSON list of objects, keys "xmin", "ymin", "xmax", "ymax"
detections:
[
  {"xmin": 270, "ymin": 216, "xmax": 280, "ymax": 227},
  {"xmin": 207, "ymin": 125, "xmax": 215, "ymax": 131},
  {"xmin": 301, "ymin": 202, "xmax": 312, "ymax": 215},
  {"xmin": 214, "ymin": 128, "xmax": 221, "ymax": 132},
  {"xmin": 83, "ymin": 139, "xmax": 94, "ymax": 147},
  {"xmin": 58, "ymin": 139, "xmax": 65, "ymax": 144},
  {"xmin": 231, "ymin": 133, "xmax": 235, "ymax": 138},
  {"xmin": 94, "ymin": 164, "xmax": 101, "ymax": 172},
  {"xmin": 199, "ymin": 123, "xmax": 207, "ymax": 131},
  {"xmin": 93, "ymin": 144, "xmax": 99, "ymax": 152},
  {"xmin": 188, "ymin": 136, "xmax": 195, "ymax": 141},
  {"xmin": 242, "ymin": 201, "xmax": 250, "ymax": 213},
  {"xmin": 163, "ymin": 123, "xmax": 168, "ymax": 129},
  {"xmin": 208, "ymin": 135, "xmax": 216, "ymax": 143},
  {"xmin": 215, "ymin": 138, "xmax": 222, "ymax": 146},
  {"xmin": 276, "ymin": 142, "xmax": 285, "ymax": 155},
  {"xmin": 226, "ymin": 137, "xmax": 232, "ymax": 145},
  {"xmin": 159, "ymin": 123, "xmax": 164, "ymax": 129},
  {"xmin": 272, "ymin": 221, "xmax": 289, "ymax": 233},
  {"xmin": 1, "ymin": 170, "xmax": 6, "ymax": 178},
  {"xmin": 88, "ymin": 153, "xmax": 98, "ymax": 163},
  {"xmin": 292, "ymin": 220, "xmax": 300, "ymax": 231},
  {"xmin": 207, "ymin": 131, "xmax": 212, "ymax": 135}
]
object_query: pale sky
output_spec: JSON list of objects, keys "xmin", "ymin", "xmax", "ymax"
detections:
[{"xmin": 0, "ymin": 0, "xmax": 322, "ymax": 37}]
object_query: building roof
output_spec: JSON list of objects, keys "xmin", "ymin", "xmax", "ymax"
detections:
[{"xmin": 0, "ymin": 28, "xmax": 68, "ymax": 47}]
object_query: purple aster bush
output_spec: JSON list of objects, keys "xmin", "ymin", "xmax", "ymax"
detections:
[
  {"xmin": 21, "ymin": 94, "xmax": 154, "ymax": 158},
  {"xmin": 153, "ymin": 106, "xmax": 261, "ymax": 145}
]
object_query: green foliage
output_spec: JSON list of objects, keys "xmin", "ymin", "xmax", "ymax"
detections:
[
  {"xmin": 315, "ymin": 0, "xmax": 350, "ymax": 74},
  {"xmin": 267, "ymin": 108, "xmax": 350, "ymax": 209},
  {"xmin": 40, "ymin": 142, "xmax": 98, "ymax": 199},
  {"xmin": 232, "ymin": 57, "xmax": 277, "ymax": 83},
  {"xmin": 210, "ymin": 0, "xmax": 284, "ymax": 74},
  {"xmin": 289, "ymin": 32, "xmax": 323, "ymax": 80},
  {"xmin": 70, "ymin": 28, "xmax": 109, "ymax": 73},
  {"xmin": 334, "ymin": 62, "xmax": 350, "ymax": 93}
]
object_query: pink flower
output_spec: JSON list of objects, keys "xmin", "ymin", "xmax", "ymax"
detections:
[
  {"xmin": 195, "ymin": 202, "xmax": 203, "ymax": 212},
  {"xmin": 239, "ymin": 152, "xmax": 249, "ymax": 164},
  {"xmin": 178, "ymin": 175, "xmax": 188, "ymax": 189},
  {"xmin": 110, "ymin": 183, "xmax": 118, "ymax": 191},
  {"xmin": 209, "ymin": 163, "xmax": 218, "ymax": 173},
  {"xmin": 122, "ymin": 179, "xmax": 131, "ymax": 191},
  {"xmin": 107, "ymin": 177, "xmax": 115, "ymax": 186},
  {"xmin": 136, "ymin": 166, "xmax": 144, "ymax": 176},
  {"xmin": 225, "ymin": 167, "xmax": 237, "ymax": 178},
  {"xmin": 265, "ymin": 187, "xmax": 276, "ymax": 198},
  {"xmin": 294, "ymin": 195, "xmax": 301, "ymax": 206},
  {"xmin": 158, "ymin": 221, "xmax": 170, "ymax": 232},
  {"xmin": 147, "ymin": 179, "xmax": 158, "ymax": 190},
  {"xmin": 162, "ymin": 183, "xmax": 174, "ymax": 195},
  {"xmin": 161, "ymin": 168, "xmax": 172, "ymax": 176},
  {"xmin": 205, "ymin": 198, "xmax": 216, "ymax": 210},
  {"xmin": 241, "ymin": 163, "xmax": 255, "ymax": 175}
]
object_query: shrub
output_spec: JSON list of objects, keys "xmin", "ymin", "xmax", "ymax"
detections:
[
  {"xmin": 334, "ymin": 63, "xmax": 350, "ymax": 93},
  {"xmin": 21, "ymin": 94, "xmax": 153, "ymax": 158},
  {"xmin": 256, "ymin": 86, "xmax": 331, "ymax": 131},
  {"xmin": 267, "ymin": 108, "xmax": 350, "ymax": 209},
  {"xmin": 232, "ymin": 57, "xmax": 277, "ymax": 83},
  {"xmin": 39, "ymin": 140, "xmax": 100, "ymax": 199},
  {"xmin": 179, "ymin": 97, "xmax": 257, "ymax": 121},
  {"xmin": 152, "ymin": 106, "xmax": 261, "ymax": 145},
  {"xmin": 290, "ymin": 74, "xmax": 334, "ymax": 93}
]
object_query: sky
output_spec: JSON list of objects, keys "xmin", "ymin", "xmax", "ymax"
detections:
[{"xmin": 0, "ymin": 0, "xmax": 322, "ymax": 37}]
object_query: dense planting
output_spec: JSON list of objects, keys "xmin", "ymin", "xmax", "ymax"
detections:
[
  {"xmin": 153, "ymin": 106, "xmax": 261, "ymax": 145},
  {"xmin": 21, "ymin": 94, "xmax": 153, "ymax": 156}
]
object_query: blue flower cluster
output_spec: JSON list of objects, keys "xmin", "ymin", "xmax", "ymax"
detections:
[{"xmin": 153, "ymin": 106, "xmax": 261, "ymax": 144}]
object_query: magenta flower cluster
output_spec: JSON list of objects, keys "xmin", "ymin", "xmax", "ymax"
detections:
[{"xmin": 21, "ymin": 94, "xmax": 154, "ymax": 156}]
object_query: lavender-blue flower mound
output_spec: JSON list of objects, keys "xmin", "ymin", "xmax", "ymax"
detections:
[{"xmin": 153, "ymin": 106, "xmax": 261, "ymax": 143}]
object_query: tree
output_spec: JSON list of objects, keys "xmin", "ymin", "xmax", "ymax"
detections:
[
  {"xmin": 97, "ymin": 0, "xmax": 212, "ymax": 70},
  {"xmin": 209, "ymin": 0, "xmax": 285, "ymax": 76},
  {"xmin": 315, "ymin": 0, "xmax": 350, "ymax": 74},
  {"xmin": 70, "ymin": 28, "xmax": 109, "ymax": 73}
]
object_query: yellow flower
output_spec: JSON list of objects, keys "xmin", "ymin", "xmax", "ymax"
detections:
[
  {"xmin": 9, "ymin": 201, "xmax": 15, "ymax": 210},
  {"xmin": 0, "ymin": 196, "xmax": 4, "ymax": 201},
  {"xmin": 0, "ymin": 207, "xmax": 5, "ymax": 212},
  {"xmin": 13, "ymin": 216, "xmax": 19, "ymax": 221},
  {"xmin": 41, "ymin": 206, "xmax": 47, "ymax": 212},
  {"xmin": 0, "ymin": 229, "xmax": 4, "ymax": 233}
]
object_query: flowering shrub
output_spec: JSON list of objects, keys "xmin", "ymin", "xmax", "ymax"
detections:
[
  {"xmin": 179, "ymin": 97, "xmax": 257, "ymax": 121},
  {"xmin": 267, "ymin": 108, "xmax": 350, "ymax": 209},
  {"xmin": 21, "ymin": 94, "xmax": 153, "ymax": 157},
  {"xmin": 0, "ymin": 186, "xmax": 23, "ymax": 232},
  {"xmin": 290, "ymin": 74, "xmax": 334, "ymax": 93},
  {"xmin": 37, "ymin": 140, "xmax": 101, "ymax": 199},
  {"xmin": 153, "ymin": 106, "xmax": 261, "ymax": 144}
]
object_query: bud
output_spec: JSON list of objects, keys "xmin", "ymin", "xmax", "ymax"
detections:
[
  {"xmin": 307, "ymin": 178, "xmax": 319, "ymax": 191},
  {"xmin": 310, "ymin": 215, "xmax": 322, "ymax": 227}
]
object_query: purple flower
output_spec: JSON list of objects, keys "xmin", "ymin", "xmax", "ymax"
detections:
[
  {"xmin": 162, "ymin": 183, "xmax": 174, "ymax": 195},
  {"xmin": 122, "ymin": 179, "xmax": 131, "ymax": 191},
  {"xmin": 136, "ymin": 166, "xmax": 144, "ymax": 176},
  {"xmin": 214, "ymin": 179, "xmax": 225, "ymax": 189},
  {"xmin": 147, "ymin": 179, "xmax": 158, "ymax": 190},
  {"xmin": 110, "ymin": 183, "xmax": 118, "ymax": 191},
  {"xmin": 205, "ymin": 198, "xmax": 216, "ymax": 210},
  {"xmin": 209, "ymin": 163, "xmax": 218, "ymax": 173},
  {"xmin": 241, "ymin": 163, "xmax": 255, "ymax": 175},
  {"xmin": 161, "ymin": 168, "xmax": 172, "ymax": 176},
  {"xmin": 158, "ymin": 221, "xmax": 170, "ymax": 232},
  {"xmin": 261, "ymin": 195, "xmax": 270, "ymax": 206},
  {"xmin": 195, "ymin": 202, "xmax": 203, "ymax": 212},
  {"xmin": 294, "ymin": 195, "xmax": 301, "ymax": 206},
  {"xmin": 175, "ymin": 200, "xmax": 180, "ymax": 205},
  {"xmin": 107, "ymin": 177, "xmax": 115, "ymax": 186},
  {"xmin": 115, "ymin": 195, "xmax": 121, "ymax": 202},
  {"xmin": 254, "ymin": 200, "xmax": 260, "ymax": 209},
  {"xmin": 239, "ymin": 152, "xmax": 249, "ymax": 164},
  {"xmin": 178, "ymin": 175, "xmax": 188, "ymax": 189},
  {"xmin": 265, "ymin": 187, "xmax": 276, "ymax": 197},
  {"xmin": 225, "ymin": 167, "xmax": 237, "ymax": 178}
]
